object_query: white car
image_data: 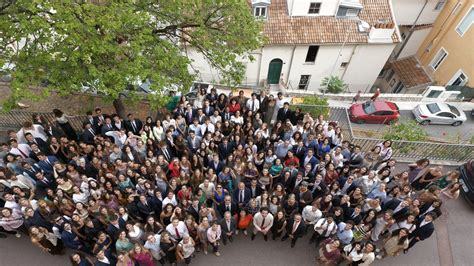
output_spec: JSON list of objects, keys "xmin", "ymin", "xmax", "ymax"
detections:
[{"xmin": 413, "ymin": 102, "xmax": 467, "ymax": 126}]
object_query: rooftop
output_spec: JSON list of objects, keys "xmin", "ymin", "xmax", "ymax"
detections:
[
  {"xmin": 263, "ymin": 0, "xmax": 400, "ymax": 45},
  {"xmin": 390, "ymin": 56, "xmax": 432, "ymax": 88}
]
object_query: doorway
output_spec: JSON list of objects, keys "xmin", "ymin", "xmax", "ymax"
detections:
[{"xmin": 267, "ymin": 58, "xmax": 283, "ymax": 84}]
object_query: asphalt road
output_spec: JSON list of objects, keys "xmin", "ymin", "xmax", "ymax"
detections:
[
  {"xmin": 351, "ymin": 111, "xmax": 474, "ymax": 142},
  {"xmin": 1, "ymin": 164, "xmax": 472, "ymax": 266}
]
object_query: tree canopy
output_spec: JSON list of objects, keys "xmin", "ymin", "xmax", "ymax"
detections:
[{"xmin": 0, "ymin": 0, "xmax": 264, "ymax": 114}]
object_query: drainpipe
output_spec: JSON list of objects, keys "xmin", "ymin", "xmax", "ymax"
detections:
[
  {"xmin": 286, "ymin": 45, "xmax": 297, "ymax": 89},
  {"xmin": 394, "ymin": 0, "xmax": 429, "ymax": 59},
  {"xmin": 256, "ymin": 48, "xmax": 263, "ymax": 88}
]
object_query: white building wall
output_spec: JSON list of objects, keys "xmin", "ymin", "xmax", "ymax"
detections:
[
  {"xmin": 258, "ymin": 45, "xmax": 295, "ymax": 83},
  {"xmin": 392, "ymin": 0, "xmax": 443, "ymax": 25},
  {"xmin": 343, "ymin": 43, "xmax": 396, "ymax": 92},
  {"xmin": 287, "ymin": 0, "xmax": 339, "ymax": 17},
  {"xmin": 397, "ymin": 28, "xmax": 431, "ymax": 58}
]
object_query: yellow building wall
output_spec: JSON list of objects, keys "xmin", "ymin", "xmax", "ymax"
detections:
[{"xmin": 417, "ymin": 0, "xmax": 474, "ymax": 87}]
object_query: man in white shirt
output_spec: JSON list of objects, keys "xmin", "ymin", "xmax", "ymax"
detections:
[
  {"xmin": 302, "ymin": 202, "xmax": 322, "ymax": 225},
  {"xmin": 166, "ymin": 218, "xmax": 189, "ymax": 241},
  {"xmin": 251, "ymin": 207, "xmax": 274, "ymax": 241},
  {"xmin": 162, "ymin": 191, "xmax": 178, "ymax": 207},
  {"xmin": 200, "ymin": 119, "xmax": 215, "ymax": 136},
  {"xmin": 246, "ymin": 93, "xmax": 260, "ymax": 113},
  {"xmin": 8, "ymin": 139, "xmax": 32, "ymax": 160},
  {"xmin": 145, "ymin": 233, "xmax": 164, "ymax": 263}
]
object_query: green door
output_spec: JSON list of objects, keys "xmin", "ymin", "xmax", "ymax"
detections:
[{"xmin": 267, "ymin": 59, "xmax": 283, "ymax": 84}]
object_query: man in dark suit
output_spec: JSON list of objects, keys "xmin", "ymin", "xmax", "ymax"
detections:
[
  {"xmin": 202, "ymin": 100, "xmax": 214, "ymax": 117},
  {"xmin": 208, "ymin": 154, "xmax": 224, "ymax": 175},
  {"xmin": 301, "ymin": 149, "xmax": 319, "ymax": 172},
  {"xmin": 21, "ymin": 161, "xmax": 41, "ymax": 183},
  {"xmin": 36, "ymin": 153, "xmax": 58, "ymax": 175},
  {"xmin": 157, "ymin": 142, "xmax": 175, "ymax": 163},
  {"xmin": 82, "ymin": 122, "xmax": 97, "ymax": 145},
  {"xmin": 383, "ymin": 199, "xmax": 410, "ymax": 222},
  {"xmin": 276, "ymin": 102, "xmax": 292, "ymax": 122},
  {"xmin": 184, "ymin": 105, "xmax": 196, "ymax": 125},
  {"xmin": 25, "ymin": 133, "xmax": 49, "ymax": 154},
  {"xmin": 61, "ymin": 223, "xmax": 84, "ymax": 251},
  {"xmin": 218, "ymin": 138, "xmax": 234, "ymax": 161},
  {"xmin": 233, "ymin": 182, "xmax": 251, "ymax": 208},
  {"xmin": 34, "ymin": 171, "xmax": 57, "ymax": 199},
  {"xmin": 281, "ymin": 213, "xmax": 307, "ymax": 248},
  {"xmin": 219, "ymin": 211, "xmax": 237, "ymax": 245},
  {"xmin": 407, "ymin": 212, "xmax": 436, "ymax": 252},
  {"xmin": 125, "ymin": 113, "xmax": 143, "ymax": 135},
  {"xmin": 343, "ymin": 205, "xmax": 363, "ymax": 225},
  {"xmin": 93, "ymin": 108, "xmax": 106, "ymax": 132},
  {"xmin": 292, "ymin": 141, "xmax": 307, "ymax": 162},
  {"xmin": 106, "ymin": 214, "xmax": 127, "ymax": 242},
  {"xmin": 126, "ymin": 195, "xmax": 143, "ymax": 222},
  {"xmin": 349, "ymin": 146, "xmax": 364, "ymax": 169},
  {"xmin": 137, "ymin": 195, "xmax": 155, "ymax": 220},
  {"xmin": 217, "ymin": 195, "xmax": 239, "ymax": 217},
  {"xmin": 257, "ymin": 90, "xmax": 270, "ymax": 119},
  {"xmin": 100, "ymin": 117, "xmax": 114, "ymax": 136},
  {"xmin": 186, "ymin": 198, "xmax": 200, "ymax": 222}
]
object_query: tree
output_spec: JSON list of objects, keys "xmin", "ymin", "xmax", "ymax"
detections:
[
  {"xmin": 293, "ymin": 95, "xmax": 330, "ymax": 118},
  {"xmin": 0, "ymin": 0, "xmax": 263, "ymax": 117},
  {"xmin": 320, "ymin": 75, "xmax": 347, "ymax": 94},
  {"xmin": 383, "ymin": 119, "xmax": 429, "ymax": 142}
]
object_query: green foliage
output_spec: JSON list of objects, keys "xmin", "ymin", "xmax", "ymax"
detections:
[
  {"xmin": 383, "ymin": 119, "xmax": 429, "ymax": 142},
  {"xmin": 320, "ymin": 75, "xmax": 347, "ymax": 94},
  {"xmin": 294, "ymin": 95, "xmax": 330, "ymax": 118},
  {"xmin": 0, "ymin": 0, "xmax": 264, "ymax": 111}
]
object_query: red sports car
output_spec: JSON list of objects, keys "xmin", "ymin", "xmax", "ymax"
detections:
[{"xmin": 349, "ymin": 100, "xmax": 400, "ymax": 124}]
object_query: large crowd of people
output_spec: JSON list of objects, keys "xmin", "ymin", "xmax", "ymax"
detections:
[{"xmin": 0, "ymin": 87, "xmax": 462, "ymax": 265}]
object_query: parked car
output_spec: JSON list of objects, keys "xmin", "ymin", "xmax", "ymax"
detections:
[
  {"xmin": 349, "ymin": 100, "xmax": 400, "ymax": 124},
  {"xmin": 412, "ymin": 102, "xmax": 467, "ymax": 126},
  {"xmin": 459, "ymin": 160, "xmax": 474, "ymax": 206}
]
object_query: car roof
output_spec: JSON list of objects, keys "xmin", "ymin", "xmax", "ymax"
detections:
[
  {"xmin": 424, "ymin": 102, "xmax": 451, "ymax": 113},
  {"xmin": 372, "ymin": 100, "xmax": 395, "ymax": 111}
]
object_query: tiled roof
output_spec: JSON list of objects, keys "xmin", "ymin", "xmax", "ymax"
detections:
[
  {"xmin": 390, "ymin": 56, "xmax": 432, "ymax": 88},
  {"xmin": 263, "ymin": 0, "xmax": 400, "ymax": 45}
]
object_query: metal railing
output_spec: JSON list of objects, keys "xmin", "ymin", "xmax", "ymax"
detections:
[
  {"xmin": 0, "ymin": 111, "xmax": 87, "ymax": 132},
  {"xmin": 301, "ymin": 105, "xmax": 473, "ymax": 163}
]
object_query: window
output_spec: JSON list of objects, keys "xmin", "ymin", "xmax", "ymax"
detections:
[
  {"xmin": 427, "ymin": 103, "xmax": 441, "ymax": 114},
  {"xmin": 305, "ymin": 46, "xmax": 319, "ymax": 62},
  {"xmin": 254, "ymin": 6, "xmax": 267, "ymax": 18},
  {"xmin": 392, "ymin": 81, "xmax": 404, "ymax": 93},
  {"xmin": 434, "ymin": 1, "xmax": 445, "ymax": 11},
  {"xmin": 437, "ymin": 112, "xmax": 455, "ymax": 118},
  {"xmin": 400, "ymin": 32, "xmax": 407, "ymax": 40},
  {"xmin": 308, "ymin": 2, "xmax": 321, "ymax": 14},
  {"xmin": 340, "ymin": 62, "xmax": 348, "ymax": 68},
  {"xmin": 378, "ymin": 69, "xmax": 387, "ymax": 78},
  {"xmin": 429, "ymin": 48, "xmax": 448, "ymax": 70},
  {"xmin": 298, "ymin": 75, "xmax": 311, "ymax": 90},
  {"xmin": 362, "ymin": 102, "xmax": 376, "ymax": 114},
  {"xmin": 456, "ymin": 7, "xmax": 473, "ymax": 36},
  {"xmin": 447, "ymin": 104, "xmax": 461, "ymax": 116},
  {"xmin": 337, "ymin": 6, "xmax": 360, "ymax": 17},
  {"xmin": 448, "ymin": 70, "xmax": 468, "ymax": 86},
  {"xmin": 385, "ymin": 69, "xmax": 394, "ymax": 82}
]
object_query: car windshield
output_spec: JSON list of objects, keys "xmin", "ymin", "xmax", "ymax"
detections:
[
  {"xmin": 426, "ymin": 103, "xmax": 441, "ymax": 114},
  {"xmin": 447, "ymin": 104, "xmax": 461, "ymax": 116},
  {"xmin": 362, "ymin": 102, "xmax": 376, "ymax": 114}
]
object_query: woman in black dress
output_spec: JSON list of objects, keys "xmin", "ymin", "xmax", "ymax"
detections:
[
  {"xmin": 271, "ymin": 210, "xmax": 287, "ymax": 240},
  {"xmin": 160, "ymin": 231, "xmax": 177, "ymax": 265},
  {"xmin": 411, "ymin": 166, "xmax": 443, "ymax": 191},
  {"xmin": 29, "ymin": 226, "xmax": 65, "ymax": 255},
  {"xmin": 52, "ymin": 109, "xmax": 77, "ymax": 140}
]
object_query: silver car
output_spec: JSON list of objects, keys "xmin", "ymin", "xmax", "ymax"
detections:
[{"xmin": 413, "ymin": 102, "xmax": 467, "ymax": 126}]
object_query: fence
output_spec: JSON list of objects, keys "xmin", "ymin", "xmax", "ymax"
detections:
[
  {"xmin": 0, "ymin": 111, "xmax": 87, "ymax": 132},
  {"xmin": 312, "ymin": 105, "xmax": 473, "ymax": 163}
]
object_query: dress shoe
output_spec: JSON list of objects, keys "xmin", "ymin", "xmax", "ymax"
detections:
[
  {"xmin": 281, "ymin": 235, "xmax": 289, "ymax": 241},
  {"xmin": 251, "ymin": 233, "xmax": 255, "ymax": 240},
  {"xmin": 264, "ymin": 235, "xmax": 268, "ymax": 241}
]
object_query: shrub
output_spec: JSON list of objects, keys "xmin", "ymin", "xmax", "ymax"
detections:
[
  {"xmin": 293, "ymin": 95, "xmax": 330, "ymax": 118},
  {"xmin": 320, "ymin": 76, "xmax": 347, "ymax": 94}
]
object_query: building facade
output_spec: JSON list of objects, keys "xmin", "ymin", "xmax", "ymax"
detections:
[{"xmin": 189, "ymin": 0, "xmax": 400, "ymax": 93}]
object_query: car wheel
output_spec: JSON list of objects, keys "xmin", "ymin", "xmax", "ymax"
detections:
[
  {"xmin": 420, "ymin": 120, "xmax": 430, "ymax": 125},
  {"xmin": 356, "ymin": 119, "xmax": 365, "ymax": 124},
  {"xmin": 452, "ymin": 121, "xmax": 462, "ymax": 126}
]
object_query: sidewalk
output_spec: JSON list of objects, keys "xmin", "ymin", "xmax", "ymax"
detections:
[{"xmin": 328, "ymin": 99, "xmax": 474, "ymax": 111}]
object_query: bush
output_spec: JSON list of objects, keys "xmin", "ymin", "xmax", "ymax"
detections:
[
  {"xmin": 293, "ymin": 95, "xmax": 330, "ymax": 118},
  {"xmin": 383, "ymin": 119, "xmax": 429, "ymax": 141},
  {"xmin": 320, "ymin": 76, "xmax": 347, "ymax": 94}
]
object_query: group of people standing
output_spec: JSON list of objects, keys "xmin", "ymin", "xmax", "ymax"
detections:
[{"xmin": 0, "ymin": 87, "xmax": 461, "ymax": 265}]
